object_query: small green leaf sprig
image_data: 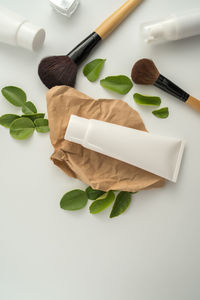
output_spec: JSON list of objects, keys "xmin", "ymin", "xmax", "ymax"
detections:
[
  {"xmin": 83, "ymin": 59, "xmax": 169, "ymax": 119},
  {"xmin": 83, "ymin": 59, "xmax": 106, "ymax": 82},
  {"xmin": 0, "ymin": 86, "xmax": 49, "ymax": 140},
  {"xmin": 100, "ymin": 75, "xmax": 133, "ymax": 95},
  {"xmin": 83, "ymin": 59, "xmax": 133, "ymax": 95},
  {"xmin": 60, "ymin": 186, "xmax": 137, "ymax": 218},
  {"xmin": 152, "ymin": 107, "xmax": 169, "ymax": 119},
  {"xmin": 133, "ymin": 93, "xmax": 169, "ymax": 119}
]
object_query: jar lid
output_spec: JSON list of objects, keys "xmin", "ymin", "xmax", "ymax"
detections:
[{"xmin": 49, "ymin": 0, "xmax": 79, "ymax": 17}]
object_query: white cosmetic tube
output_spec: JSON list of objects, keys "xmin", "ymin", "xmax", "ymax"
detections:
[
  {"xmin": 0, "ymin": 7, "xmax": 45, "ymax": 51},
  {"xmin": 142, "ymin": 9, "xmax": 200, "ymax": 44},
  {"xmin": 65, "ymin": 115, "xmax": 185, "ymax": 182}
]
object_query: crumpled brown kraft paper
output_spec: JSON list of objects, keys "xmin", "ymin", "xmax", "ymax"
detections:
[{"xmin": 46, "ymin": 86, "xmax": 165, "ymax": 192}]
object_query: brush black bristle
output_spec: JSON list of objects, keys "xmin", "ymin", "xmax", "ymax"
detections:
[
  {"xmin": 131, "ymin": 59, "xmax": 160, "ymax": 85},
  {"xmin": 38, "ymin": 55, "xmax": 78, "ymax": 89}
]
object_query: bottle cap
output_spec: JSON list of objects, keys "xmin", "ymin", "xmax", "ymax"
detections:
[
  {"xmin": 49, "ymin": 0, "xmax": 80, "ymax": 17},
  {"xmin": 65, "ymin": 115, "xmax": 89, "ymax": 144},
  {"xmin": 16, "ymin": 21, "xmax": 45, "ymax": 51}
]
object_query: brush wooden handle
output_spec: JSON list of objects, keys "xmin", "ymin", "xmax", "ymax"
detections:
[
  {"xmin": 95, "ymin": 0, "xmax": 143, "ymax": 40},
  {"xmin": 186, "ymin": 96, "xmax": 200, "ymax": 112}
]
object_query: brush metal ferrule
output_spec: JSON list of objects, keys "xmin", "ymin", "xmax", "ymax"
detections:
[
  {"xmin": 154, "ymin": 74, "xmax": 189, "ymax": 102},
  {"xmin": 67, "ymin": 32, "xmax": 101, "ymax": 65}
]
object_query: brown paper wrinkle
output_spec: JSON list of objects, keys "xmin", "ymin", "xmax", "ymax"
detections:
[{"xmin": 47, "ymin": 86, "xmax": 165, "ymax": 192}]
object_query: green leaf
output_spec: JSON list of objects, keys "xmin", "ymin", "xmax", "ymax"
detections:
[
  {"xmin": 1, "ymin": 86, "xmax": 26, "ymax": 107},
  {"xmin": 34, "ymin": 118, "xmax": 49, "ymax": 133},
  {"xmin": 9, "ymin": 117, "xmax": 35, "ymax": 140},
  {"xmin": 100, "ymin": 75, "xmax": 133, "ymax": 95},
  {"xmin": 0, "ymin": 114, "xmax": 20, "ymax": 128},
  {"xmin": 89, "ymin": 191, "xmax": 115, "ymax": 214},
  {"xmin": 152, "ymin": 107, "xmax": 169, "ymax": 119},
  {"xmin": 83, "ymin": 59, "xmax": 106, "ymax": 82},
  {"xmin": 133, "ymin": 93, "xmax": 161, "ymax": 106},
  {"xmin": 22, "ymin": 113, "xmax": 45, "ymax": 122},
  {"xmin": 85, "ymin": 186, "xmax": 105, "ymax": 200},
  {"xmin": 22, "ymin": 101, "xmax": 37, "ymax": 114},
  {"xmin": 60, "ymin": 189, "xmax": 88, "ymax": 211},
  {"xmin": 110, "ymin": 191, "xmax": 132, "ymax": 218}
]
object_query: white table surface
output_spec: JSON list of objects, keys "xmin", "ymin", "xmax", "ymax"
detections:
[{"xmin": 1, "ymin": 0, "xmax": 200, "ymax": 299}]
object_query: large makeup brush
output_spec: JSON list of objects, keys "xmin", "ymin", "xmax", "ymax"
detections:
[
  {"xmin": 131, "ymin": 58, "xmax": 200, "ymax": 112},
  {"xmin": 38, "ymin": 0, "xmax": 143, "ymax": 89}
]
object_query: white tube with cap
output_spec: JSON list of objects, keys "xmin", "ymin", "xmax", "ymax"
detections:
[
  {"xmin": 142, "ymin": 9, "xmax": 200, "ymax": 44},
  {"xmin": 65, "ymin": 115, "xmax": 185, "ymax": 182},
  {"xmin": 0, "ymin": 6, "xmax": 45, "ymax": 51}
]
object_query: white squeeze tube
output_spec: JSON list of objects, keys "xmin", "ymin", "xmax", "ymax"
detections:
[
  {"xmin": 141, "ymin": 9, "xmax": 200, "ymax": 44},
  {"xmin": 65, "ymin": 115, "xmax": 185, "ymax": 182},
  {"xmin": 0, "ymin": 6, "xmax": 45, "ymax": 51}
]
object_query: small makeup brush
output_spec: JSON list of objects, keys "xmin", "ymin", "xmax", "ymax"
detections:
[
  {"xmin": 131, "ymin": 58, "xmax": 200, "ymax": 112},
  {"xmin": 38, "ymin": 0, "xmax": 143, "ymax": 89}
]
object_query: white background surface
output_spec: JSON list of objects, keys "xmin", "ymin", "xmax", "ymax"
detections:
[{"xmin": 0, "ymin": 0, "xmax": 200, "ymax": 299}]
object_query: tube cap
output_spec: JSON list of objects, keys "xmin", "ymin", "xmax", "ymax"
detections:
[
  {"xmin": 49, "ymin": 0, "xmax": 79, "ymax": 17},
  {"xmin": 65, "ymin": 115, "xmax": 89, "ymax": 144},
  {"xmin": 16, "ymin": 21, "xmax": 45, "ymax": 51},
  {"xmin": 142, "ymin": 22, "xmax": 165, "ymax": 43},
  {"xmin": 141, "ymin": 18, "xmax": 176, "ymax": 44}
]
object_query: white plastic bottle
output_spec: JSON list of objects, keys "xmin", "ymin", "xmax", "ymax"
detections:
[
  {"xmin": 141, "ymin": 9, "xmax": 200, "ymax": 44},
  {"xmin": 65, "ymin": 115, "xmax": 185, "ymax": 182},
  {"xmin": 0, "ymin": 6, "xmax": 45, "ymax": 51}
]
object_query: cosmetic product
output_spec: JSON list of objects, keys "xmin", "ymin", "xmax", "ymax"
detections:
[
  {"xmin": 141, "ymin": 9, "xmax": 200, "ymax": 44},
  {"xmin": 0, "ymin": 6, "xmax": 45, "ymax": 51},
  {"xmin": 65, "ymin": 115, "xmax": 185, "ymax": 182},
  {"xmin": 38, "ymin": 0, "xmax": 143, "ymax": 89},
  {"xmin": 49, "ymin": 0, "xmax": 79, "ymax": 17},
  {"xmin": 47, "ymin": 86, "xmax": 165, "ymax": 192},
  {"xmin": 131, "ymin": 59, "xmax": 200, "ymax": 113}
]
